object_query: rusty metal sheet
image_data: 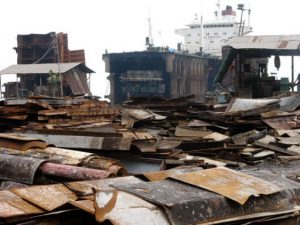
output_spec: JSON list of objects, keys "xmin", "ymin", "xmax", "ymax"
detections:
[
  {"xmin": 0, "ymin": 133, "xmax": 49, "ymax": 151},
  {"xmin": 65, "ymin": 70, "xmax": 90, "ymax": 95},
  {"xmin": 44, "ymin": 147, "xmax": 93, "ymax": 165},
  {"xmin": 203, "ymin": 132, "xmax": 229, "ymax": 141},
  {"xmin": 277, "ymin": 129, "xmax": 300, "ymax": 137},
  {"xmin": 0, "ymin": 190, "xmax": 44, "ymax": 218},
  {"xmin": 66, "ymin": 176, "xmax": 142, "ymax": 195},
  {"xmin": 277, "ymin": 136, "xmax": 300, "ymax": 145},
  {"xmin": 260, "ymin": 111, "xmax": 295, "ymax": 118},
  {"xmin": 175, "ymin": 126, "xmax": 213, "ymax": 137},
  {"xmin": 256, "ymin": 134, "xmax": 276, "ymax": 144},
  {"xmin": 17, "ymin": 134, "xmax": 132, "ymax": 151},
  {"xmin": 195, "ymin": 156, "xmax": 227, "ymax": 167},
  {"xmin": 120, "ymin": 108, "xmax": 155, "ymax": 120},
  {"xmin": 119, "ymin": 158, "xmax": 164, "ymax": 174},
  {"xmin": 226, "ymin": 98, "xmax": 280, "ymax": 113},
  {"xmin": 132, "ymin": 140, "xmax": 181, "ymax": 153},
  {"xmin": 231, "ymin": 130, "xmax": 265, "ymax": 145},
  {"xmin": 12, "ymin": 184, "xmax": 77, "ymax": 211},
  {"xmin": 253, "ymin": 150, "xmax": 275, "ymax": 158},
  {"xmin": 262, "ymin": 115, "xmax": 297, "ymax": 130},
  {"xmin": 131, "ymin": 140, "xmax": 159, "ymax": 153},
  {"xmin": 114, "ymin": 175, "xmax": 295, "ymax": 224},
  {"xmin": 254, "ymin": 141, "xmax": 297, "ymax": 156},
  {"xmin": 95, "ymin": 191, "xmax": 170, "ymax": 225},
  {"xmin": 120, "ymin": 131, "xmax": 154, "ymax": 139},
  {"xmin": 0, "ymin": 202, "xmax": 25, "ymax": 218},
  {"xmin": 187, "ymin": 119, "xmax": 211, "ymax": 127},
  {"xmin": 0, "ymin": 153, "xmax": 46, "ymax": 184},
  {"xmin": 114, "ymin": 169, "xmax": 299, "ymax": 225},
  {"xmin": 171, "ymin": 167, "xmax": 281, "ymax": 205},
  {"xmin": 70, "ymin": 200, "xmax": 95, "ymax": 215},
  {"xmin": 280, "ymin": 95, "xmax": 300, "ymax": 112},
  {"xmin": 287, "ymin": 145, "xmax": 300, "ymax": 155},
  {"xmin": 0, "ymin": 181, "xmax": 28, "ymax": 191},
  {"xmin": 141, "ymin": 166, "xmax": 203, "ymax": 181}
]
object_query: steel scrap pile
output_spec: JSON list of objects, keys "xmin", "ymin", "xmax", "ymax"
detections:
[
  {"xmin": 0, "ymin": 95, "xmax": 299, "ymax": 224},
  {"xmin": 0, "ymin": 164, "xmax": 300, "ymax": 224}
]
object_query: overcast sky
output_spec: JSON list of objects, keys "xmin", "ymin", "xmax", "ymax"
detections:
[{"xmin": 1, "ymin": 0, "xmax": 300, "ymax": 97}]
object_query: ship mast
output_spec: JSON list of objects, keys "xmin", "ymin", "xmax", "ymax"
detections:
[
  {"xmin": 200, "ymin": 15, "xmax": 204, "ymax": 53},
  {"xmin": 146, "ymin": 17, "xmax": 154, "ymax": 50},
  {"xmin": 200, "ymin": 0, "xmax": 204, "ymax": 53},
  {"xmin": 216, "ymin": 0, "xmax": 221, "ymax": 21}
]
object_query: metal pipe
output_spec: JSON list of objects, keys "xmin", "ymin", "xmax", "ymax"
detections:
[
  {"xmin": 292, "ymin": 56, "xmax": 294, "ymax": 92},
  {"xmin": 55, "ymin": 34, "xmax": 64, "ymax": 98},
  {"xmin": 39, "ymin": 162, "xmax": 113, "ymax": 180}
]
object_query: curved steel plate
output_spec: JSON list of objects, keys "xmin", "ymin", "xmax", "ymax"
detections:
[{"xmin": 0, "ymin": 153, "xmax": 46, "ymax": 184}]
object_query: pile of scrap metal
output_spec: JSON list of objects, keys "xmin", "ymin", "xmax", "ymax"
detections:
[
  {"xmin": 0, "ymin": 97, "xmax": 118, "ymax": 130},
  {"xmin": 0, "ymin": 164, "xmax": 300, "ymax": 224},
  {"xmin": 0, "ymin": 133, "xmax": 126, "ymax": 189},
  {"xmin": 2, "ymin": 94, "xmax": 300, "ymax": 171},
  {"xmin": 0, "ymin": 95, "xmax": 299, "ymax": 223}
]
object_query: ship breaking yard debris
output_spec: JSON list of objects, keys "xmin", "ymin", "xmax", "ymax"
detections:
[{"xmin": 0, "ymin": 94, "xmax": 299, "ymax": 224}]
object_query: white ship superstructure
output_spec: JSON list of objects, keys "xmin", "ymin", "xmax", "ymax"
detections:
[{"xmin": 175, "ymin": 4, "xmax": 252, "ymax": 57}]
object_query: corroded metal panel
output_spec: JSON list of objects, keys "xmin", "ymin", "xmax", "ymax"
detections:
[
  {"xmin": 12, "ymin": 184, "xmax": 77, "ymax": 211},
  {"xmin": 0, "ymin": 133, "xmax": 49, "ymax": 151},
  {"xmin": 19, "ymin": 134, "xmax": 132, "ymax": 150},
  {"xmin": 120, "ymin": 108, "xmax": 156, "ymax": 120},
  {"xmin": 0, "ymin": 191, "xmax": 44, "ymax": 218},
  {"xmin": 114, "ymin": 170, "xmax": 298, "ymax": 225},
  {"xmin": 141, "ymin": 166, "xmax": 202, "ymax": 182},
  {"xmin": 66, "ymin": 176, "xmax": 142, "ymax": 196},
  {"xmin": 70, "ymin": 200, "xmax": 95, "ymax": 215},
  {"xmin": 44, "ymin": 147, "xmax": 93, "ymax": 165},
  {"xmin": 171, "ymin": 167, "xmax": 281, "ymax": 205},
  {"xmin": 0, "ymin": 154, "xmax": 45, "ymax": 184},
  {"xmin": 65, "ymin": 70, "xmax": 90, "ymax": 95},
  {"xmin": 262, "ymin": 115, "xmax": 297, "ymax": 130},
  {"xmin": 226, "ymin": 98, "xmax": 280, "ymax": 114}
]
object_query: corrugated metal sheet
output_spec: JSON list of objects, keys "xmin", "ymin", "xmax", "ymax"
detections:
[
  {"xmin": 227, "ymin": 35, "xmax": 300, "ymax": 50},
  {"xmin": 65, "ymin": 70, "xmax": 90, "ymax": 95},
  {"xmin": 0, "ymin": 154, "xmax": 45, "ymax": 184},
  {"xmin": 0, "ymin": 63, "xmax": 94, "ymax": 75}
]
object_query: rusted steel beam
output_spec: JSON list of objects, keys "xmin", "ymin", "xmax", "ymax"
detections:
[
  {"xmin": 17, "ymin": 134, "xmax": 132, "ymax": 150},
  {"xmin": 39, "ymin": 162, "xmax": 113, "ymax": 180}
]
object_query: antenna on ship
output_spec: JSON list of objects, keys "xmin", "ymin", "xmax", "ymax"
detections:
[
  {"xmin": 145, "ymin": 17, "xmax": 154, "ymax": 50},
  {"xmin": 237, "ymin": 4, "xmax": 245, "ymax": 36},
  {"xmin": 248, "ymin": 8, "xmax": 251, "ymax": 27},
  {"xmin": 200, "ymin": 14, "xmax": 204, "ymax": 54}
]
